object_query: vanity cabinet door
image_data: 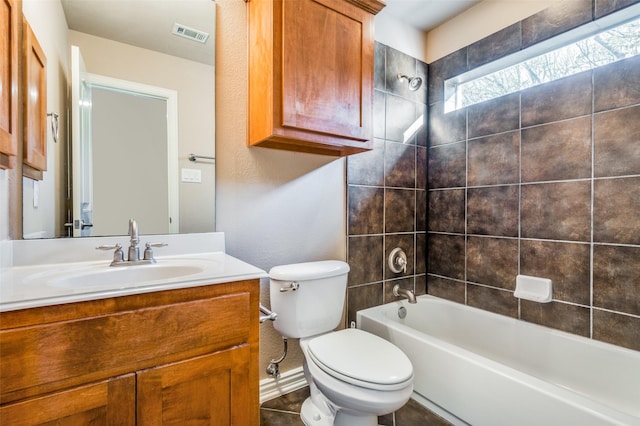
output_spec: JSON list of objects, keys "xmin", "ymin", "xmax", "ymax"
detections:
[
  {"xmin": 0, "ymin": 374, "xmax": 136, "ymax": 425},
  {"xmin": 248, "ymin": 0, "xmax": 384, "ymax": 156},
  {"xmin": 23, "ymin": 18, "xmax": 47, "ymax": 179},
  {"xmin": 0, "ymin": 0, "xmax": 18, "ymax": 168},
  {"xmin": 137, "ymin": 345, "xmax": 253, "ymax": 425}
]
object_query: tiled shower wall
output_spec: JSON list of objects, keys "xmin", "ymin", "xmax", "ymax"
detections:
[
  {"xmin": 345, "ymin": 43, "xmax": 428, "ymax": 326},
  {"xmin": 427, "ymin": 0, "xmax": 640, "ymax": 351}
]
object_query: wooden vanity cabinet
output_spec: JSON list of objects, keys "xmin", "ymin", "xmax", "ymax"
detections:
[
  {"xmin": 0, "ymin": 0, "xmax": 19, "ymax": 169},
  {"xmin": 248, "ymin": 0, "xmax": 385, "ymax": 156},
  {"xmin": 0, "ymin": 279, "xmax": 260, "ymax": 425}
]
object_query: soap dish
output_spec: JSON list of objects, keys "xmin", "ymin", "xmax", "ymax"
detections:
[{"xmin": 514, "ymin": 275, "xmax": 552, "ymax": 303}]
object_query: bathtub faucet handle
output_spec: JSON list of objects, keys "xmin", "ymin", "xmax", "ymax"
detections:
[{"xmin": 389, "ymin": 247, "xmax": 408, "ymax": 274}]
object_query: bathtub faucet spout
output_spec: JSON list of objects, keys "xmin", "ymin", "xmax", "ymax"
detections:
[{"xmin": 393, "ymin": 284, "xmax": 417, "ymax": 304}]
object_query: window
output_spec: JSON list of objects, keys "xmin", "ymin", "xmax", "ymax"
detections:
[{"xmin": 445, "ymin": 6, "xmax": 640, "ymax": 113}]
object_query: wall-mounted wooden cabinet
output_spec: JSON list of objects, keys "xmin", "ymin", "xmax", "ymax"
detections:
[
  {"xmin": 248, "ymin": 0, "xmax": 384, "ymax": 156},
  {"xmin": 0, "ymin": 280, "xmax": 260, "ymax": 425},
  {"xmin": 22, "ymin": 17, "xmax": 46, "ymax": 180},
  {"xmin": 0, "ymin": 0, "xmax": 19, "ymax": 169}
]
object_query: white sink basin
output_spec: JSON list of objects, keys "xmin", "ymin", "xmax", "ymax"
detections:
[{"xmin": 23, "ymin": 258, "xmax": 220, "ymax": 290}]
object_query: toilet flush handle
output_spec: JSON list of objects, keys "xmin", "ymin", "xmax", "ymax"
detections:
[{"xmin": 280, "ymin": 282, "xmax": 299, "ymax": 292}]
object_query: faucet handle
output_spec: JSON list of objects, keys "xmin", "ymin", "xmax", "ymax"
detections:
[
  {"xmin": 97, "ymin": 243, "xmax": 125, "ymax": 264},
  {"xmin": 388, "ymin": 247, "xmax": 408, "ymax": 274},
  {"xmin": 143, "ymin": 243, "xmax": 168, "ymax": 262}
]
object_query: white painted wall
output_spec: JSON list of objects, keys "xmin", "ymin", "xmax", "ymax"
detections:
[
  {"xmin": 375, "ymin": 12, "xmax": 429, "ymax": 62},
  {"xmin": 215, "ymin": 0, "xmax": 347, "ymax": 379}
]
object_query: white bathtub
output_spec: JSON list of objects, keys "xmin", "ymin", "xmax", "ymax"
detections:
[{"xmin": 357, "ymin": 295, "xmax": 640, "ymax": 426}]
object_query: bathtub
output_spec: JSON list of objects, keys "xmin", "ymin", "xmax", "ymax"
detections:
[{"xmin": 357, "ymin": 295, "xmax": 640, "ymax": 426}]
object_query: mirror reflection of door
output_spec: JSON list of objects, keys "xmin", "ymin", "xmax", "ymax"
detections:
[
  {"xmin": 70, "ymin": 45, "xmax": 93, "ymax": 237},
  {"xmin": 71, "ymin": 46, "xmax": 179, "ymax": 237}
]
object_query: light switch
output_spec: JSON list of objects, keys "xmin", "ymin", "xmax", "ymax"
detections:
[{"xmin": 181, "ymin": 168, "xmax": 202, "ymax": 183}]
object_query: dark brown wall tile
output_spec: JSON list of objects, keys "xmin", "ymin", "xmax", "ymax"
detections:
[
  {"xmin": 414, "ymin": 60, "xmax": 429, "ymax": 105},
  {"xmin": 593, "ymin": 244, "xmax": 640, "ymax": 316},
  {"xmin": 428, "ymin": 142, "xmax": 466, "ymax": 189},
  {"xmin": 595, "ymin": 0, "xmax": 640, "ymax": 18},
  {"xmin": 468, "ymin": 22, "xmax": 522, "ymax": 68},
  {"xmin": 467, "ymin": 284, "xmax": 518, "ymax": 318},
  {"xmin": 467, "ymin": 237, "xmax": 518, "ymax": 290},
  {"xmin": 521, "ymin": 116, "xmax": 592, "ymax": 182},
  {"xmin": 416, "ymin": 275, "xmax": 427, "ymax": 296},
  {"xmin": 415, "ymin": 102, "xmax": 428, "ymax": 146},
  {"xmin": 427, "ymin": 275, "xmax": 466, "ymax": 304},
  {"xmin": 385, "ymin": 94, "xmax": 417, "ymax": 142},
  {"xmin": 521, "ymin": 71, "xmax": 592, "ymax": 127},
  {"xmin": 385, "ymin": 189, "xmax": 415, "ymax": 233},
  {"xmin": 348, "ymin": 283, "xmax": 383, "ymax": 326},
  {"xmin": 428, "ymin": 189, "xmax": 465, "ymax": 234},
  {"xmin": 415, "ymin": 274, "xmax": 427, "ymax": 296},
  {"xmin": 348, "ymin": 186, "xmax": 384, "ymax": 235},
  {"xmin": 429, "ymin": 102, "xmax": 466, "ymax": 146},
  {"xmin": 468, "ymin": 131, "xmax": 520, "ymax": 186},
  {"xmin": 521, "ymin": 0, "xmax": 592, "ymax": 47},
  {"xmin": 348, "ymin": 236, "xmax": 383, "ymax": 286},
  {"xmin": 347, "ymin": 139, "xmax": 384, "ymax": 186},
  {"xmin": 520, "ymin": 301, "xmax": 590, "ymax": 337},
  {"xmin": 416, "ymin": 233, "xmax": 426, "ymax": 274},
  {"xmin": 347, "ymin": 43, "xmax": 428, "ymax": 325},
  {"xmin": 417, "ymin": 147, "xmax": 427, "ymax": 189},
  {"xmin": 594, "ymin": 54, "xmax": 640, "ymax": 112},
  {"xmin": 467, "ymin": 186, "xmax": 519, "ymax": 237},
  {"xmin": 594, "ymin": 105, "xmax": 640, "ymax": 178},
  {"xmin": 416, "ymin": 190, "xmax": 426, "ymax": 231},
  {"xmin": 520, "ymin": 240, "xmax": 591, "ymax": 305},
  {"xmin": 428, "ymin": 48, "xmax": 468, "ymax": 104},
  {"xmin": 424, "ymin": 4, "xmax": 640, "ymax": 352},
  {"xmin": 385, "ymin": 142, "xmax": 415, "ymax": 188},
  {"xmin": 468, "ymin": 93, "xmax": 520, "ymax": 138},
  {"xmin": 428, "ymin": 233, "xmax": 465, "ymax": 280},
  {"xmin": 593, "ymin": 309, "xmax": 640, "ymax": 352},
  {"xmin": 374, "ymin": 90, "xmax": 385, "ymax": 139},
  {"xmin": 594, "ymin": 176, "xmax": 640, "ymax": 245},
  {"xmin": 385, "ymin": 233, "xmax": 415, "ymax": 279},
  {"xmin": 521, "ymin": 181, "xmax": 591, "ymax": 241},
  {"xmin": 385, "ymin": 46, "xmax": 418, "ymax": 99}
]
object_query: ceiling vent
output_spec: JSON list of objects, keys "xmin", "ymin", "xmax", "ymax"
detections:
[{"xmin": 172, "ymin": 23, "xmax": 210, "ymax": 43}]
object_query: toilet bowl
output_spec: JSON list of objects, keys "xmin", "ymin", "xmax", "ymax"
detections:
[{"xmin": 269, "ymin": 261, "xmax": 414, "ymax": 426}]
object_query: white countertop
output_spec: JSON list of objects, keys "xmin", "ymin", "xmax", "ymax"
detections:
[{"xmin": 0, "ymin": 233, "xmax": 267, "ymax": 312}]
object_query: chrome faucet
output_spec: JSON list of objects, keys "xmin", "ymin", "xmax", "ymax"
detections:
[
  {"xmin": 393, "ymin": 284, "xmax": 417, "ymax": 304},
  {"xmin": 128, "ymin": 218, "xmax": 140, "ymax": 262},
  {"xmin": 97, "ymin": 218, "xmax": 167, "ymax": 266}
]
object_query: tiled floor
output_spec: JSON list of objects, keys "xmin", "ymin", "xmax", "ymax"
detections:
[{"xmin": 260, "ymin": 387, "xmax": 453, "ymax": 426}]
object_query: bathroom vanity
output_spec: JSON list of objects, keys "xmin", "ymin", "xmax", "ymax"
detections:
[{"xmin": 0, "ymin": 233, "xmax": 265, "ymax": 425}]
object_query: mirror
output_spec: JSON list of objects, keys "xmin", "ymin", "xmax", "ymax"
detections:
[{"xmin": 21, "ymin": 0, "xmax": 216, "ymax": 239}]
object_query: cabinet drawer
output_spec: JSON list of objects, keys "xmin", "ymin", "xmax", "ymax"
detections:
[
  {"xmin": 0, "ymin": 374, "xmax": 135, "ymax": 425},
  {"xmin": 0, "ymin": 292, "xmax": 251, "ymax": 403}
]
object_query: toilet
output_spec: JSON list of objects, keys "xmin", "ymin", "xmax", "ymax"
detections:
[{"xmin": 269, "ymin": 260, "xmax": 414, "ymax": 426}]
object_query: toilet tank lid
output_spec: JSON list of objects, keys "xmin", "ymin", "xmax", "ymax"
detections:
[{"xmin": 269, "ymin": 260, "xmax": 350, "ymax": 281}]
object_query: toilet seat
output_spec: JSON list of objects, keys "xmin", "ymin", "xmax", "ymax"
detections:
[{"xmin": 305, "ymin": 328, "xmax": 413, "ymax": 391}]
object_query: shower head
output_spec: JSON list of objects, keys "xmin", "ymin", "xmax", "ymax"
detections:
[{"xmin": 397, "ymin": 73, "xmax": 423, "ymax": 91}]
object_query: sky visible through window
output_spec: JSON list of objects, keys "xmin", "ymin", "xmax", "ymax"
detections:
[{"xmin": 446, "ymin": 16, "xmax": 640, "ymax": 112}]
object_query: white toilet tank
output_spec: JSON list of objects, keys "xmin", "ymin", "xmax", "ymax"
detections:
[{"xmin": 269, "ymin": 260, "xmax": 350, "ymax": 338}]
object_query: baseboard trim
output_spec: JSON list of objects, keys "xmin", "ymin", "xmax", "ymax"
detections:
[{"xmin": 259, "ymin": 366, "xmax": 308, "ymax": 404}]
